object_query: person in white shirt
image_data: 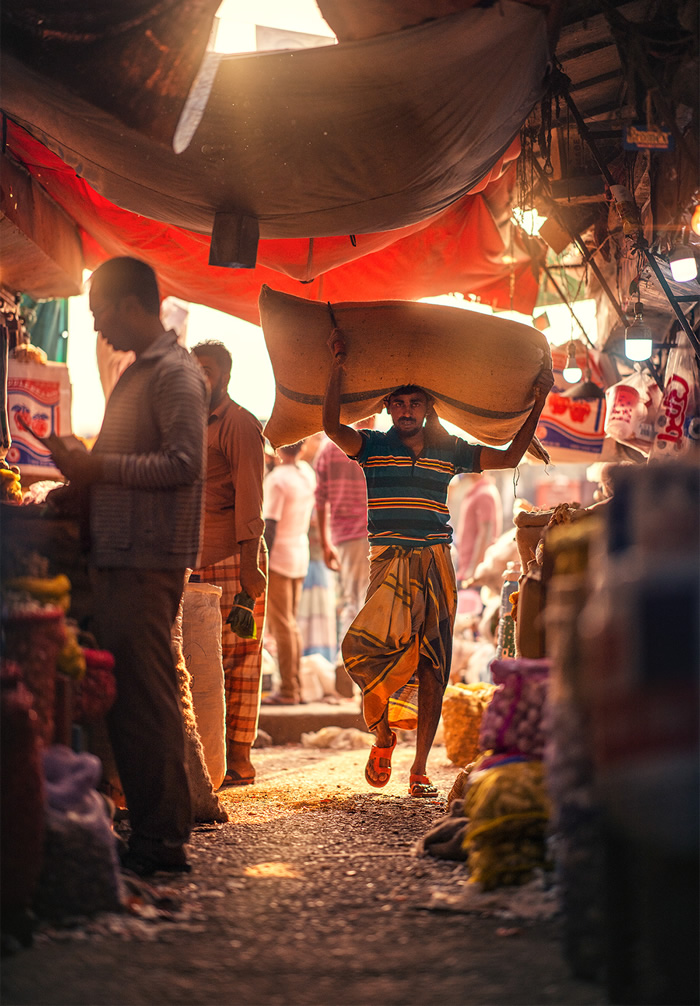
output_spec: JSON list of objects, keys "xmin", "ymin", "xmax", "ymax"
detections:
[{"xmin": 262, "ymin": 441, "xmax": 316, "ymax": 704}]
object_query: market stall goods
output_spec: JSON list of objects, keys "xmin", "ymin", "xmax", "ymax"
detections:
[
  {"xmin": 462, "ymin": 757, "xmax": 551, "ymax": 889},
  {"xmin": 479, "ymin": 657, "xmax": 550, "ymax": 758},
  {"xmin": 442, "ymin": 682, "xmax": 496, "ymax": 767},
  {"xmin": 1, "ymin": 606, "xmax": 66, "ymax": 747},
  {"xmin": 0, "ymin": 663, "xmax": 45, "ymax": 949},
  {"xmin": 33, "ymin": 746, "xmax": 124, "ymax": 922}
]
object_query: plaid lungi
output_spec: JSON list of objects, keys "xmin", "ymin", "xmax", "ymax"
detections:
[
  {"xmin": 192, "ymin": 546, "xmax": 267, "ymax": 751},
  {"xmin": 341, "ymin": 543, "xmax": 457, "ymax": 732}
]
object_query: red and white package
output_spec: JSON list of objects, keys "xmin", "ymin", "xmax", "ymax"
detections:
[{"xmin": 604, "ymin": 368, "xmax": 662, "ymax": 456}]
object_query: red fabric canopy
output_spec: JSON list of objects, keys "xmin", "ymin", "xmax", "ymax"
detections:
[{"xmin": 7, "ymin": 121, "xmax": 541, "ymax": 324}]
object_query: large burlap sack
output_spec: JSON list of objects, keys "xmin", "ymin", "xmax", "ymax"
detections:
[
  {"xmin": 442, "ymin": 682, "xmax": 496, "ymax": 766},
  {"xmin": 171, "ymin": 594, "xmax": 227, "ymax": 824},
  {"xmin": 259, "ymin": 286, "xmax": 551, "ymax": 451},
  {"xmin": 182, "ymin": 582, "xmax": 227, "ymax": 792}
]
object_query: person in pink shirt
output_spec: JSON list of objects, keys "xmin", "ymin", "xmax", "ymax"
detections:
[
  {"xmin": 262, "ymin": 442, "xmax": 317, "ymax": 705},
  {"xmin": 314, "ymin": 421, "xmax": 372, "ymax": 676},
  {"xmin": 455, "ymin": 472, "xmax": 503, "ymax": 587}
]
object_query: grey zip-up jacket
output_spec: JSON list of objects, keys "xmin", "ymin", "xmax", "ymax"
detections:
[{"xmin": 89, "ymin": 330, "xmax": 207, "ymax": 569}]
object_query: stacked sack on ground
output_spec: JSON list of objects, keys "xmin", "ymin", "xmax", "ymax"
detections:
[
  {"xmin": 428, "ymin": 658, "xmax": 551, "ymax": 888},
  {"xmin": 463, "ymin": 657, "xmax": 551, "ymax": 889}
]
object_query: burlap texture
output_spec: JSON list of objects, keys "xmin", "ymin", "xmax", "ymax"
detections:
[{"xmin": 259, "ymin": 286, "xmax": 551, "ymax": 449}]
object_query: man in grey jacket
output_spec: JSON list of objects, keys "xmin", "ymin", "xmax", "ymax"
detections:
[{"xmin": 49, "ymin": 257, "xmax": 208, "ymax": 876}]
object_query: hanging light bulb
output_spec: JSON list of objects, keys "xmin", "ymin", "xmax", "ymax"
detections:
[
  {"xmin": 562, "ymin": 341, "xmax": 582, "ymax": 383},
  {"xmin": 563, "ymin": 348, "xmax": 605, "ymax": 399},
  {"xmin": 691, "ymin": 204, "xmax": 700, "ymax": 238},
  {"xmin": 669, "ymin": 244, "xmax": 698, "ymax": 283},
  {"xmin": 625, "ymin": 301, "xmax": 653, "ymax": 361}
]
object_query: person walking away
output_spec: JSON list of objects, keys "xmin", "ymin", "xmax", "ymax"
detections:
[
  {"xmin": 455, "ymin": 472, "xmax": 503, "ymax": 587},
  {"xmin": 262, "ymin": 442, "xmax": 316, "ymax": 705},
  {"xmin": 314, "ymin": 422, "xmax": 372, "ymax": 691},
  {"xmin": 46, "ymin": 256, "xmax": 207, "ymax": 875},
  {"xmin": 296, "ymin": 434, "xmax": 339, "ymax": 669},
  {"xmin": 322, "ymin": 329, "xmax": 553, "ymax": 797},
  {"xmin": 190, "ymin": 340, "xmax": 267, "ymax": 787}
]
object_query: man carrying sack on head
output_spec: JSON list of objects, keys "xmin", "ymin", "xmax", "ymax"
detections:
[{"xmin": 322, "ymin": 328, "xmax": 553, "ymax": 798}]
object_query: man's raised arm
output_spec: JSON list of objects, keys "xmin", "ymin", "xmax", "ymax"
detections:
[
  {"xmin": 322, "ymin": 329, "xmax": 363, "ymax": 457},
  {"xmin": 479, "ymin": 367, "xmax": 554, "ymax": 471}
]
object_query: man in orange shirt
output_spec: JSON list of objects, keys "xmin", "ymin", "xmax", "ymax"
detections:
[{"xmin": 191, "ymin": 341, "xmax": 267, "ymax": 786}]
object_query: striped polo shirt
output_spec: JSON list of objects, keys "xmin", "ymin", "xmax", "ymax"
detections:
[{"xmin": 354, "ymin": 427, "xmax": 482, "ymax": 549}]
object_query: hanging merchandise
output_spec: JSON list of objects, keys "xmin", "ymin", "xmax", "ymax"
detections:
[
  {"xmin": 6, "ymin": 350, "xmax": 73, "ymax": 481},
  {"xmin": 496, "ymin": 565, "xmax": 520, "ymax": 660},
  {"xmin": 650, "ymin": 333, "xmax": 700, "ymax": 460},
  {"xmin": 536, "ymin": 341, "xmax": 607, "ymax": 462},
  {"xmin": 604, "ymin": 368, "xmax": 662, "ymax": 456}
]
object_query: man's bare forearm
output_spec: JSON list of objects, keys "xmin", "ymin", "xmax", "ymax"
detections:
[
  {"xmin": 322, "ymin": 356, "xmax": 363, "ymax": 456},
  {"xmin": 239, "ymin": 536, "xmax": 266, "ymax": 598},
  {"xmin": 480, "ymin": 369, "xmax": 553, "ymax": 471}
]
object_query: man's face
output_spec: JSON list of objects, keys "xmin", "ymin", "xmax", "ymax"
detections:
[
  {"xmin": 195, "ymin": 354, "xmax": 228, "ymax": 409},
  {"xmin": 89, "ymin": 288, "xmax": 129, "ymax": 352},
  {"xmin": 387, "ymin": 392, "xmax": 429, "ymax": 437}
]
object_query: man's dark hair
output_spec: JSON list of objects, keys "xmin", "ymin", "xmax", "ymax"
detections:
[
  {"xmin": 89, "ymin": 257, "xmax": 161, "ymax": 315},
  {"xmin": 386, "ymin": 385, "xmax": 429, "ymax": 404},
  {"xmin": 192, "ymin": 340, "xmax": 233, "ymax": 378},
  {"xmin": 278, "ymin": 440, "xmax": 304, "ymax": 457}
]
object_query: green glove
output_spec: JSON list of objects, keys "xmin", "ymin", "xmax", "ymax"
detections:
[{"xmin": 226, "ymin": 590, "xmax": 257, "ymax": 639}]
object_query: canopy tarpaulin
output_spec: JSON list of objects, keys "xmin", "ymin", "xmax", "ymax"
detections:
[
  {"xmin": 318, "ymin": 0, "xmax": 564, "ymax": 46},
  {"xmin": 4, "ymin": 121, "xmax": 540, "ymax": 323},
  {"xmin": 1, "ymin": 0, "xmax": 221, "ymax": 147},
  {"xmin": 1, "ymin": 2, "xmax": 550, "ymax": 241}
]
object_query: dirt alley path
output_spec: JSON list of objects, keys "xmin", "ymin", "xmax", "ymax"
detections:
[{"xmin": 2, "ymin": 741, "xmax": 607, "ymax": 1006}]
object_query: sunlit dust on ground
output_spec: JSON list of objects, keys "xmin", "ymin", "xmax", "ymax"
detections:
[
  {"xmin": 243, "ymin": 862, "xmax": 303, "ymax": 879},
  {"xmin": 219, "ymin": 787, "xmax": 362, "ymax": 824}
]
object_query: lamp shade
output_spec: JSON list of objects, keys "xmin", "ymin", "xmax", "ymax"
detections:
[
  {"xmin": 669, "ymin": 245, "xmax": 698, "ymax": 283},
  {"xmin": 625, "ymin": 318, "xmax": 653, "ymax": 361},
  {"xmin": 562, "ymin": 343, "xmax": 582, "ymax": 383},
  {"xmin": 562, "ymin": 377, "xmax": 605, "ymax": 400}
]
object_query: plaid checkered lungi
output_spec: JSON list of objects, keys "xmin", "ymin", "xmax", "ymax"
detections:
[
  {"xmin": 192, "ymin": 546, "xmax": 267, "ymax": 750},
  {"xmin": 342, "ymin": 543, "xmax": 457, "ymax": 732}
]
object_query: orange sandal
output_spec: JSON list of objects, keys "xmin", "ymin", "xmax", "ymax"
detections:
[
  {"xmin": 409, "ymin": 774, "xmax": 439, "ymax": 798},
  {"xmin": 364, "ymin": 732, "xmax": 397, "ymax": 788}
]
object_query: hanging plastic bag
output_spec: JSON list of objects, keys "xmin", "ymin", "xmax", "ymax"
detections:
[
  {"xmin": 604, "ymin": 368, "xmax": 661, "ymax": 455},
  {"xmin": 650, "ymin": 334, "xmax": 700, "ymax": 460}
]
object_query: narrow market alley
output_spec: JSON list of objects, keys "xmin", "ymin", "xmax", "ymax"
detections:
[{"xmin": 2, "ymin": 739, "xmax": 606, "ymax": 1006}]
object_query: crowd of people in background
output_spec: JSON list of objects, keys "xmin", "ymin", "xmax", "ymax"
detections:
[{"xmin": 45, "ymin": 256, "xmax": 555, "ymax": 873}]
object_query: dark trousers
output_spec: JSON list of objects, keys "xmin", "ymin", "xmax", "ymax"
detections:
[{"xmin": 91, "ymin": 567, "xmax": 192, "ymax": 850}]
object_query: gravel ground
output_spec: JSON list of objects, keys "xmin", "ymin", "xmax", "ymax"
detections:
[{"xmin": 2, "ymin": 740, "xmax": 607, "ymax": 1006}]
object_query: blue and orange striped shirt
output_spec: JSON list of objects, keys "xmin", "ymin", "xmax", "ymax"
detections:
[{"xmin": 353, "ymin": 427, "xmax": 482, "ymax": 549}]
